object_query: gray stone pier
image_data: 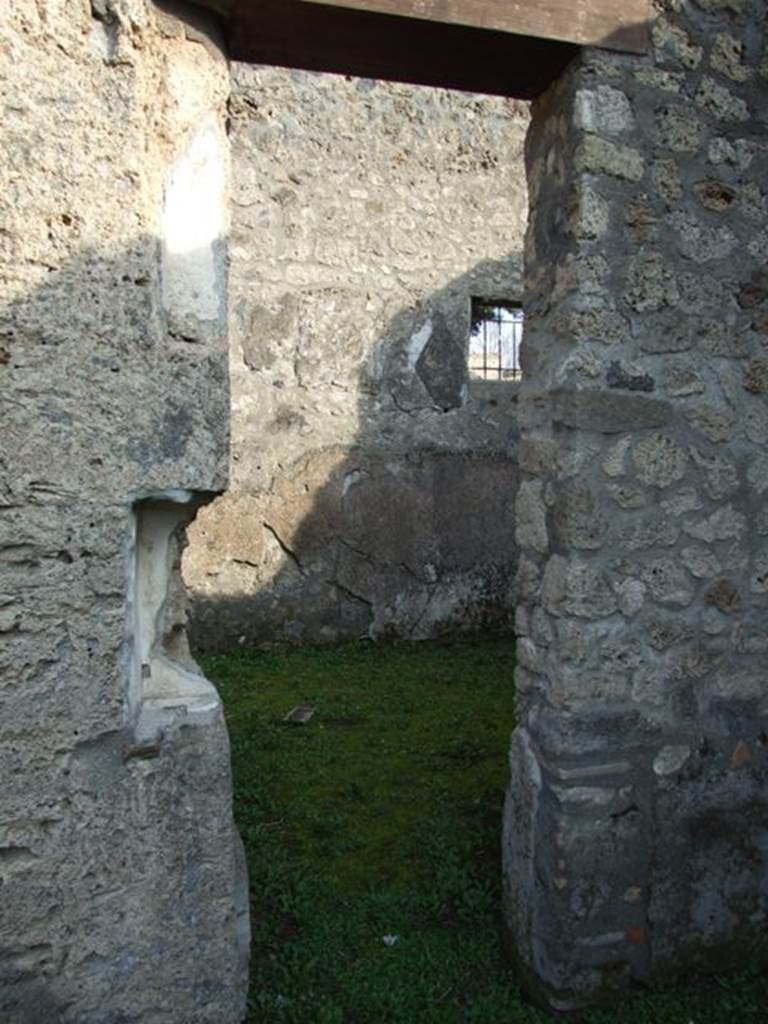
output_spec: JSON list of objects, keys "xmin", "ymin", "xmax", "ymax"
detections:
[{"xmin": 504, "ymin": 0, "xmax": 768, "ymax": 1008}]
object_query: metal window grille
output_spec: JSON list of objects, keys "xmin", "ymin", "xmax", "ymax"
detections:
[{"xmin": 468, "ymin": 299, "xmax": 524, "ymax": 381}]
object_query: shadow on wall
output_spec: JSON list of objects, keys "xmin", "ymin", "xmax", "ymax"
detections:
[
  {"xmin": 0, "ymin": 235, "xmax": 250, "ymax": 1023},
  {"xmin": 0, "ymin": 239, "xmax": 229, "ymax": 504},
  {"xmin": 186, "ymin": 255, "xmax": 524, "ymax": 651}
]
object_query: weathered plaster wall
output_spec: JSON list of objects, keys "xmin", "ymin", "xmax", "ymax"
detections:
[
  {"xmin": 504, "ymin": 0, "xmax": 768, "ymax": 1009},
  {"xmin": 1, "ymin": 2, "xmax": 247, "ymax": 1021},
  {"xmin": 184, "ymin": 66, "xmax": 529, "ymax": 648}
]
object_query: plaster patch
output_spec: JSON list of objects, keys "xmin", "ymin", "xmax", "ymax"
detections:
[
  {"xmin": 407, "ymin": 319, "xmax": 432, "ymax": 372},
  {"xmin": 162, "ymin": 117, "xmax": 227, "ymax": 326}
]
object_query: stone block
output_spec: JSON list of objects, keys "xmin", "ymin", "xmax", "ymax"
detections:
[
  {"xmin": 669, "ymin": 211, "xmax": 738, "ymax": 263},
  {"xmin": 682, "ymin": 546, "xmax": 723, "ymax": 579},
  {"xmin": 606, "ymin": 361, "xmax": 655, "ymax": 392},
  {"xmin": 651, "ymin": 18, "xmax": 703, "ymax": 69},
  {"xmin": 653, "ymin": 104, "xmax": 705, "ymax": 151},
  {"xmin": 544, "ymin": 557, "xmax": 618, "ymax": 620},
  {"xmin": 648, "ymin": 618, "xmax": 695, "ymax": 651},
  {"xmin": 516, "ymin": 479, "xmax": 547, "ymax": 550},
  {"xmin": 685, "ymin": 405, "xmax": 736, "ymax": 443},
  {"xmin": 624, "ymin": 516, "xmax": 680, "ymax": 550},
  {"xmin": 634, "ymin": 67, "xmax": 685, "ymax": 92},
  {"xmin": 661, "ymin": 488, "xmax": 704, "ymax": 517},
  {"xmin": 684, "ymin": 504, "xmax": 746, "ymax": 542},
  {"xmin": 693, "ymin": 179, "xmax": 738, "ymax": 212},
  {"xmin": 704, "ymin": 578, "xmax": 742, "ymax": 611},
  {"xmin": 689, "ymin": 448, "xmax": 739, "ymax": 501},
  {"xmin": 641, "ymin": 557, "xmax": 695, "ymax": 607},
  {"xmin": 569, "ymin": 181, "xmax": 610, "ymax": 239},
  {"xmin": 650, "ymin": 157, "xmax": 684, "ymax": 202},
  {"xmin": 695, "ymin": 75, "xmax": 750, "ymax": 122},
  {"xmin": 552, "ymin": 482, "xmax": 607, "ymax": 550},
  {"xmin": 624, "ymin": 201, "xmax": 660, "ymax": 245},
  {"xmin": 632, "ymin": 434, "xmax": 687, "ymax": 489},
  {"xmin": 555, "ymin": 306, "xmax": 631, "ymax": 345},
  {"xmin": 415, "ymin": 312, "xmax": 467, "ymax": 411},
  {"xmin": 743, "ymin": 359, "xmax": 768, "ymax": 394},
  {"xmin": 625, "ymin": 252, "xmax": 681, "ymax": 312},
  {"xmin": 552, "ymin": 390, "xmax": 671, "ymax": 434},
  {"xmin": 519, "ymin": 437, "xmax": 560, "ymax": 474},
  {"xmin": 574, "ymin": 86, "xmax": 634, "ymax": 136},
  {"xmin": 574, "ymin": 135, "xmax": 645, "ymax": 181},
  {"xmin": 615, "ymin": 578, "xmax": 647, "ymax": 617},
  {"xmin": 653, "ymin": 744, "xmax": 691, "ymax": 776}
]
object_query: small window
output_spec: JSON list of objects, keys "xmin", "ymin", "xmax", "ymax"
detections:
[{"xmin": 468, "ymin": 299, "xmax": 524, "ymax": 381}]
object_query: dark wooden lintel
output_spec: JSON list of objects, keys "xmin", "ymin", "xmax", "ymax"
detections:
[
  {"xmin": 226, "ymin": 0, "xmax": 579, "ymax": 100},
  {"xmin": 299, "ymin": 0, "xmax": 650, "ymax": 55}
]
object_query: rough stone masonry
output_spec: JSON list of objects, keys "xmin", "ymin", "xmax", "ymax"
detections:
[
  {"xmin": 0, "ymin": 2, "xmax": 247, "ymax": 1022},
  {"xmin": 183, "ymin": 66, "xmax": 530, "ymax": 650},
  {"xmin": 503, "ymin": 0, "xmax": 768, "ymax": 1009},
  {"xmin": 3, "ymin": 0, "xmax": 768, "ymax": 1018}
]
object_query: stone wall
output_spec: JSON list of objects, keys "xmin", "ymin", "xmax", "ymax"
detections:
[
  {"xmin": 7, "ymin": 0, "xmax": 766, "ymax": 1016},
  {"xmin": 184, "ymin": 66, "xmax": 529, "ymax": 649},
  {"xmin": 504, "ymin": 0, "xmax": 768, "ymax": 1009},
  {"xmin": 1, "ymin": 2, "xmax": 247, "ymax": 1021}
]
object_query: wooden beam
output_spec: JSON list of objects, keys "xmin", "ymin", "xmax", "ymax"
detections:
[
  {"xmin": 187, "ymin": 0, "xmax": 236, "ymax": 16},
  {"xmin": 298, "ymin": 0, "xmax": 651, "ymax": 54},
  {"xmin": 227, "ymin": 0, "xmax": 578, "ymax": 99}
]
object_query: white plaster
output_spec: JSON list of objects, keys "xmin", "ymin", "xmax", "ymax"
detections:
[
  {"xmin": 130, "ymin": 499, "xmax": 219, "ymax": 729},
  {"xmin": 130, "ymin": 487, "xmax": 197, "ymax": 505},
  {"xmin": 342, "ymin": 469, "xmax": 365, "ymax": 496},
  {"xmin": 134, "ymin": 695, "xmax": 220, "ymax": 745},
  {"xmin": 161, "ymin": 116, "xmax": 227, "ymax": 323},
  {"xmin": 142, "ymin": 652, "xmax": 217, "ymax": 701},
  {"xmin": 89, "ymin": 21, "xmax": 117, "ymax": 61},
  {"xmin": 406, "ymin": 318, "xmax": 432, "ymax": 372}
]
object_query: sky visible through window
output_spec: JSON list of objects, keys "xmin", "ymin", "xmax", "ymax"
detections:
[{"xmin": 468, "ymin": 300, "xmax": 524, "ymax": 381}]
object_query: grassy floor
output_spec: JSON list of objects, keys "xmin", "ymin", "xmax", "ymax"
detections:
[{"xmin": 201, "ymin": 640, "xmax": 767, "ymax": 1023}]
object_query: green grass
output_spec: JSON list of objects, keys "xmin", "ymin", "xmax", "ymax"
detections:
[{"xmin": 201, "ymin": 639, "xmax": 768, "ymax": 1023}]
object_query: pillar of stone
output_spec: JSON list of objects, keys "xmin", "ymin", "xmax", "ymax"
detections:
[
  {"xmin": 504, "ymin": 0, "xmax": 768, "ymax": 1009},
  {"xmin": 1, "ymin": 2, "xmax": 247, "ymax": 1021}
]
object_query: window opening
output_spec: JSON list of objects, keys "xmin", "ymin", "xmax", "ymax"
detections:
[{"xmin": 469, "ymin": 299, "xmax": 524, "ymax": 381}]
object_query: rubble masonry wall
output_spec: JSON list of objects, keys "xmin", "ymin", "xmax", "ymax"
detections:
[
  {"xmin": 504, "ymin": 0, "xmax": 768, "ymax": 1009},
  {"xmin": 1, "ymin": 2, "xmax": 247, "ymax": 1021},
  {"xmin": 184, "ymin": 66, "xmax": 530, "ymax": 649}
]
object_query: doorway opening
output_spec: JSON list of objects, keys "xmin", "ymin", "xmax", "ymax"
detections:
[{"xmin": 179, "ymin": 56, "xmax": 530, "ymax": 1020}]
